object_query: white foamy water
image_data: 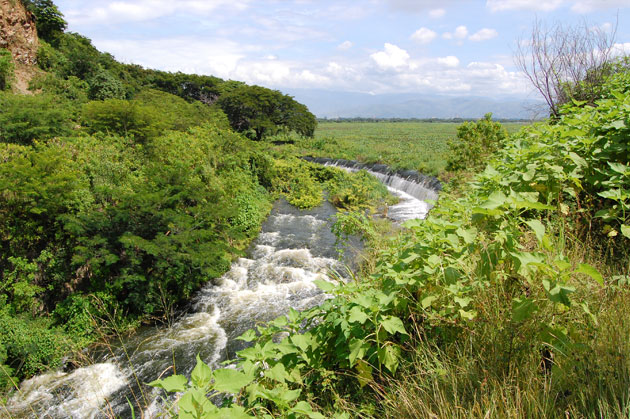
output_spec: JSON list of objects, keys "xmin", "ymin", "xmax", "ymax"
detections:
[
  {"xmin": 306, "ymin": 157, "xmax": 440, "ymax": 221},
  {"xmin": 6, "ymin": 363, "xmax": 127, "ymax": 418}
]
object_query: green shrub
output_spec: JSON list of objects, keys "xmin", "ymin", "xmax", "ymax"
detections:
[
  {"xmin": 446, "ymin": 112, "xmax": 508, "ymax": 172},
  {"xmin": 0, "ymin": 93, "xmax": 74, "ymax": 144},
  {"xmin": 0, "ymin": 313, "xmax": 70, "ymax": 379},
  {"xmin": 0, "ymin": 49, "xmax": 13, "ymax": 91},
  {"xmin": 269, "ymin": 159, "xmax": 323, "ymax": 208},
  {"xmin": 29, "ymin": 73, "xmax": 89, "ymax": 103},
  {"xmin": 134, "ymin": 88, "xmax": 230, "ymax": 131},
  {"xmin": 82, "ymin": 99, "xmax": 161, "ymax": 142},
  {"xmin": 87, "ymin": 66, "xmax": 125, "ymax": 100}
]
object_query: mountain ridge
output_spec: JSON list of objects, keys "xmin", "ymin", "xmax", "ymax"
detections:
[{"xmin": 283, "ymin": 88, "xmax": 546, "ymax": 120}]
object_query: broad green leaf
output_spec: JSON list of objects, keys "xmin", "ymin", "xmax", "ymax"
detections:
[
  {"xmin": 421, "ymin": 295, "xmax": 437, "ymax": 309},
  {"xmin": 147, "ymin": 374, "xmax": 187, "ymax": 393},
  {"xmin": 278, "ymin": 388, "xmax": 301, "ymax": 404},
  {"xmin": 621, "ymin": 224, "xmax": 630, "ymax": 238},
  {"xmin": 178, "ymin": 388, "xmax": 218, "ymax": 418},
  {"xmin": 454, "ymin": 296, "xmax": 472, "ymax": 308},
  {"xmin": 213, "ymin": 369, "xmax": 253, "ymax": 394},
  {"xmin": 577, "ymin": 263, "xmax": 604, "ymax": 285},
  {"xmin": 554, "ymin": 259, "xmax": 571, "ymax": 271},
  {"xmin": 567, "ymin": 152, "xmax": 587, "ymax": 168},
  {"xmin": 607, "ymin": 119, "xmax": 626, "ymax": 130},
  {"xmin": 459, "ymin": 309, "xmax": 477, "ymax": 320},
  {"xmin": 264, "ymin": 363, "xmax": 287, "ymax": 383},
  {"xmin": 525, "ymin": 219, "xmax": 545, "ymax": 244},
  {"xmin": 479, "ymin": 191, "xmax": 508, "ymax": 210},
  {"xmin": 237, "ymin": 329, "xmax": 257, "ymax": 342},
  {"xmin": 291, "ymin": 401, "xmax": 326, "ymax": 419},
  {"xmin": 427, "ymin": 254, "xmax": 441, "ymax": 267},
  {"xmin": 291, "ymin": 333, "xmax": 312, "ymax": 352},
  {"xmin": 378, "ymin": 345, "xmax": 401, "ymax": 374},
  {"xmin": 355, "ymin": 360, "xmax": 373, "ymax": 387},
  {"xmin": 511, "ymin": 251, "xmax": 545, "ymax": 277},
  {"xmin": 191, "ymin": 355, "xmax": 212, "ymax": 389},
  {"xmin": 456, "ymin": 227, "xmax": 477, "ymax": 244},
  {"xmin": 208, "ymin": 405, "xmax": 252, "ymax": 419},
  {"xmin": 472, "ymin": 207, "xmax": 504, "ymax": 216},
  {"xmin": 348, "ymin": 306, "xmax": 369, "ymax": 324},
  {"xmin": 513, "ymin": 200, "xmax": 554, "ymax": 210},
  {"xmin": 352, "ymin": 293, "xmax": 373, "ymax": 309},
  {"xmin": 511, "ymin": 297, "xmax": 537, "ymax": 322},
  {"xmin": 608, "ymin": 161, "xmax": 630, "ymax": 174},
  {"xmin": 348, "ymin": 338, "xmax": 369, "ymax": 366},
  {"xmin": 546, "ymin": 283, "xmax": 575, "ymax": 306},
  {"xmin": 313, "ymin": 279, "xmax": 336, "ymax": 292},
  {"xmin": 380, "ymin": 316, "xmax": 408, "ymax": 336}
]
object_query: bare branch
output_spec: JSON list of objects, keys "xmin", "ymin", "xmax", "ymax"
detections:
[{"xmin": 514, "ymin": 18, "xmax": 619, "ymax": 117}]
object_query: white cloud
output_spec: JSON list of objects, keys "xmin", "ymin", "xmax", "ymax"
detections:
[
  {"xmin": 93, "ymin": 37, "xmax": 249, "ymax": 77},
  {"xmin": 487, "ymin": 0, "xmax": 630, "ymax": 12},
  {"xmin": 370, "ymin": 43, "xmax": 411, "ymax": 70},
  {"xmin": 65, "ymin": 0, "xmax": 251, "ymax": 26},
  {"xmin": 429, "ymin": 8, "xmax": 446, "ymax": 18},
  {"xmin": 436, "ymin": 56, "xmax": 460, "ymax": 67},
  {"xmin": 338, "ymin": 41, "xmax": 354, "ymax": 50},
  {"xmin": 443, "ymin": 25, "xmax": 468, "ymax": 40},
  {"xmin": 469, "ymin": 28, "xmax": 499, "ymax": 42},
  {"xmin": 411, "ymin": 27, "xmax": 438, "ymax": 44},
  {"xmin": 570, "ymin": 0, "xmax": 630, "ymax": 13},
  {"xmin": 486, "ymin": 0, "xmax": 565, "ymax": 12},
  {"xmin": 612, "ymin": 42, "xmax": 630, "ymax": 57},
  {"xmin": 386, "ymin": 0, "xmax": 471, "ymax": 12}
]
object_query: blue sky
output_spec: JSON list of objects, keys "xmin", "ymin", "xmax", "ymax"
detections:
[{"xmin": 55, "ymin": 0, "xmax": 630, "ymax": 99}]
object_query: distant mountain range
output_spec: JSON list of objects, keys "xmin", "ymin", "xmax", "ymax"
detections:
[{"xmin": 283, "ymin": 89, "xmax": 547, "ymax": 120}]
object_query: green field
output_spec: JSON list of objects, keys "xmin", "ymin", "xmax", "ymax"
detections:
[{"xmin": 291, "ymin": 121, "xmax": 527, "ymax": 175}]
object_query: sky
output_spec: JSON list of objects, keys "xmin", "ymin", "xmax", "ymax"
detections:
[{"xmin": 54, "ymin": 0, "xmax": 630, "ymax": 100}]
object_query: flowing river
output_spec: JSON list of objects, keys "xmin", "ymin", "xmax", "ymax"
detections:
[{"xmin": 3, "ymin": 161, "xmax": 440, "ymax": 418}]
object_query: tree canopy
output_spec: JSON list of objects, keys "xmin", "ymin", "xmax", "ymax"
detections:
[{"xmin": 218, "ymin": 84, "xmax": 316, "ymax": 141}]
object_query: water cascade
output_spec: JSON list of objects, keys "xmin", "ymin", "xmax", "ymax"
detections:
[
  {"xmin": 4, "ymin": 161, "xmax": 439, "ymax": 418},
  {"xmin": 303, "ymin": 157, "xmax": 441, "ymax": 221}
]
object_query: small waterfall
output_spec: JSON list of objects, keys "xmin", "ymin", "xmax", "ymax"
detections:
[{"xmin": 303, "ymin": 157, "xmax": 441, "ymax": 221}]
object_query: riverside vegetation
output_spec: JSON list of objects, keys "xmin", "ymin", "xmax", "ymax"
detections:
[
  {"xmin": 1, "ymin": 2, "xmax": 630, "ymax": 418},
  {"xmin": 0, "ymin": 0, "xmax": 393, "ymax": 404}
]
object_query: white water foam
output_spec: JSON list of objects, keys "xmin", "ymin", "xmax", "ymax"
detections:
[
  {"xmin": 319, "ymin": 162, "xmax": 435, "ymax": 221},
  {"xmin": 7, "ymin": 363, "xmax": 127, "ymax": 418}
]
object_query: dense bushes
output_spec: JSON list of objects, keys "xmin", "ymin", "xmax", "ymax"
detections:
[
  {"xmin": 0, "ymin": 93, "xmax": 74, "ymax": 144},
  {"xmin": 0, "ymin": 49, "xmax": 13, "ymax": 91}
]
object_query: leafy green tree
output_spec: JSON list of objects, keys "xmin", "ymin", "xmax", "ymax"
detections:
[
  {"xmin": 0, "ymin": 49, "xmax": 13, "ymax": 91},
  {"xmin": 218, "ymin": 84, "xmax": 316, "ymax": 141},
  {"xmin": 0, "ymin": 93, "xmax": 74, "ymax": 144},
  {"xmin": 54, "ymin": 33, "xmax": 100, "ymax": 79},
  {"xmin": 22, "ymin": 0, "xmax": 67, "ymax": 43},
  {"xmin": 134, "ymin": 88, "xmax": 230, "ymax": 131},
  {"xmin": 87, "ymin": 66, "xmax": 126, "ymax": 100},
  {"xmin": 82, "ymin": 99, "xmax": 161, "ymax": 142}
]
